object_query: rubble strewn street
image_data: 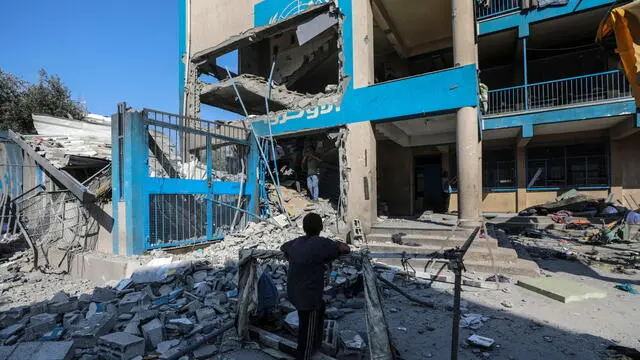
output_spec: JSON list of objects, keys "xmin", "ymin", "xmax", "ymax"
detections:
[{"xmin": 0, "ymin": 186, "xmax": 639, "ymax": 359}]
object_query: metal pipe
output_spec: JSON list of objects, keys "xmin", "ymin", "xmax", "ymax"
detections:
[
  {"xmin": 224, "ymin": 67, "xmax": 290, "ymax": 222},
  {"xmin": 230, "ymin": 158, "xmax": 245, "ymax": 233},
  {"xmin": 376, "ymin": 274, "xmax": 435, "ymax": 307},
  {"xmin": 265, "ymin": 60, "xmax": 283, "ymax": 192}
]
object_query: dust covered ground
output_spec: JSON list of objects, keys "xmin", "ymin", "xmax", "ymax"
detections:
[{"xmin": 0, "ymin": 199, "xmax": 639, "ymax": 359}]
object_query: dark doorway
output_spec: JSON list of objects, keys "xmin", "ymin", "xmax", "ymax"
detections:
[{"xmin": 415, "ymin": 156, "xmax": 442, "ymax": 213}]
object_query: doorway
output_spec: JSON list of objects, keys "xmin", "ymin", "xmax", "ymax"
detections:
[{"xmin": 414, "ymin": 155, "xmax": 443, "ymax": 213}]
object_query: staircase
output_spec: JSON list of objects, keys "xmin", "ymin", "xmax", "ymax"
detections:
[{"xmin": 365, "ymin": 221, "xmax": 540, "ymax": 277}]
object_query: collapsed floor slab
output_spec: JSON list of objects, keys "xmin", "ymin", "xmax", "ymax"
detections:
[{"xmin": 199, "ymin": 74, "xmax": 339, "ymax": 115}]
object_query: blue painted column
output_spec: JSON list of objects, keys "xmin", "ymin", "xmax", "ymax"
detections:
[
  {"xmin": 121, "ymin": 111, "xmax": 150, "ymax": 255},
  {"xmin": 246, "ymin": 135, "xmax": 260, "ymax": 217}
]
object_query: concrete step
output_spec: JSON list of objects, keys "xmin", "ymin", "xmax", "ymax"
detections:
[
  {"xmin": 366, "ymin": 243, "xmax": 518, "ymax": 262},
  {"xmin": 370, "ymin": 224, "xmax": 475, "ymax": 238},
  {"xmin": 377, "ymin": 256, "xmax": 540, "ymax": 277},
  {"xmin": 366, "ymin": 233, "xmax": 498, "ymax": 248}
]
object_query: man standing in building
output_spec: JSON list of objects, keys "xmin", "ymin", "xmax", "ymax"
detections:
[
  {"xmin": 302, "ymin": 147, "xmax": 322, "ymax": 201},
  {"xmin": 442, "ymin": 171, "xmax": 453, "ymax": 213},
  {"xmin": 280, "ymin": 213, "xmax": 350, "ymax": 360}
]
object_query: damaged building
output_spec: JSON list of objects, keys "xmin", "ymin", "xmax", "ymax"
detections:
[{"xmin": 182, "ymin": 0, "xmax": 640, "ymax": 224}]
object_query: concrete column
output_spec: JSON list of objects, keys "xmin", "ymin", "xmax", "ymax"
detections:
[
  {"xmin": 184, "ymin": 65, "xmax": 201, "ymax": 119},
  {"xmin": 345, "ymin": 0, "xmax": 377, "ymax": 232},
  {"xmin": 453, "ymin": 0, "xmax": 482, "ymax": 221},
  {"xmin": 516, "ymin": 146, "xmax": 527, "ymax": 211},
  {"xmin": 346, "ymin": 123, "xmax": 378, "ymax": 232}
]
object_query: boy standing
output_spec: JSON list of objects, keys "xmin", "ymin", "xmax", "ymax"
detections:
[{"xmin": 280, "ymin": 213, "xmax": 350, "ymax": 359}]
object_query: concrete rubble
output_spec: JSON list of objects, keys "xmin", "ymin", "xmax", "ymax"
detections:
[{"xmin": 0, "ymin": 184, "xmax": 639, "ymax": 359}]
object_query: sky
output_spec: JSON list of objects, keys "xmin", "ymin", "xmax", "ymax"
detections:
[{"xmin": 0, "ymin": 0, "xmax": 238, "ymax": 120}]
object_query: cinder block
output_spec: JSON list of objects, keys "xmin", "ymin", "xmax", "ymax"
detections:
[
  {"xmin": 141, "ymin": 318, "xmax": 164, "ymax": 349},
  {"xmin": 0, "ymin": 324, "xmax": 24, "ymax": 340},
  {"xmin": 98, "ymin": 332, "xmax": 145, "ymax": 360},
  {"xmin": 118, "ymin": 292, "xmax": 150, "ymax": 314},
  {"xmin": 93, "ymin": 287, "xmax": 117, "ymax": 302},
  {"xmin": 7, "ymin": 342, "xmax": 42, "ymax": 360},
  {"xmin": 0, "ymin": 345, "xmax": 16, "ymax": 360},
  {"xmin": 72, "ymin": 312, "xmax": 116, "ymax": 348},
  {"xmin": 25, "ymin": 313, "xmax": 58, "ymax": 341},
  {"xmin": 33, "ymin": 341, "xmax": 74, "ymax": 360},
  {"xmin": 48, "ymin": 300, "xmax": 78, "ymax": 314}
]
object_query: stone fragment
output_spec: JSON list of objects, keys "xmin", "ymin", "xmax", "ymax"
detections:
[
  {"xmin": 193, "ymin": 344, "xmax": 217, "ymax": 359},
  {"xmin": 195, "ymin": 307, "xmax": 216, "ymax": 323},
  {"xmin": 72, "ymin": 312, "xmax": 117, "ymax": 348},
  {"xmin": 92, "ymin": 287, "xmax": 117, "ymax": 302},
  {"xmin": 141, "ymin": 318, "xmax": 164, "ymax": 349}
]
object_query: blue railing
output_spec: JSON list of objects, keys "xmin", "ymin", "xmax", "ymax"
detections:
[
  {"xmin": 476, "ymin": 0, "xmax": 521, "ymax": 19},
  {"xmin": 486, "ymin": 70, "xmax": 632, "ymax": 116}
]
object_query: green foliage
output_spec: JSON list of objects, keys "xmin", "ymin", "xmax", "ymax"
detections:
[{"xmin": 0, "ymin": 69, "xmax": 85, "ymax": 133}]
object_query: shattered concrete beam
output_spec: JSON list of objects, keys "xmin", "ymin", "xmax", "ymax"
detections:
[
  {"xmin": 200, "ymin": 74, "xmax": 320, "ymax": 115},
  {"xmin": 9, "ymin": 130, "xmax": 96, "ymax": 203},
  {"xmin": 9, "ymin": 130, "xmax": 114, "ymax": 232},
  {"xmin": 191, "ymin": 3, "xmax": 333, "ymax": 74}
]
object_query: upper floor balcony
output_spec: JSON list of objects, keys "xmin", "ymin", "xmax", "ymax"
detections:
[
  {"xmin": 476, "ymin": 0, "xmax": 521, "ymax": 20},
  {"xmin": 485, "ymin": 70, "xmax": 633, "ymax": 117}
]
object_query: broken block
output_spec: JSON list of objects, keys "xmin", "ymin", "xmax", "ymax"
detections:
[
  {"xmin": 34, "ymin": 340, "xmax": 74, "ymax": 360},
  {"xmin": 25, "ymin": 313, "xmax": 58, "ymax": 341},
  {"xmin": 141, "ymin": 318, "xmax": 164, "ymax": 349},
  {"xmin": 118, "ymin": 292, "xmax": 150, "ymax": 314},
  {"xmin": 29, "ymin": 301, "xmax": 48, "ymax": 316},
  {"xmin": 195, "ymin": 307, "xmax": 216, "ymax": 323},
  {"xmin": 63, "ymin": 313, "xmax": 82, "ymax": 330},
  {"xmin": 50, "ymin": 291, "xmax": 71, "ymax": 304},
  {"xmin": 0, "ymin": 324, "xmax": 24, "ymax": 340},
  {"xmin": 97, "ymin": 332, "xmax": 145, "ymax": 360},
  {"xmin": 72, "ymin": 312, "xmax": 117, "ymax": 348},
  {"xmin": 92, "ymin": 287, "xmax": 117, "ymax": 302},
  {"xmin": 48, "ymin": 300, "xmax": 78, "ymax": 314},
  {"xmin": 193, "ymin": 344, "xmax": 218, "ymax": 359}
]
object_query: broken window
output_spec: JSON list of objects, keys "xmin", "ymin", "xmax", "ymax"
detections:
[
  {"xmin": 191, "ymin": 3, "xmax": 343, "ymax": 116},
  {"xmin": 526, "ymin": 143, "xmax": 609, "ymax": 188}
]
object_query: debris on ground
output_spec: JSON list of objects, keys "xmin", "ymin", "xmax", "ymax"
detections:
[{"xmin": 614, "ymin": 283, "xmax": 640, "ymax": 294}]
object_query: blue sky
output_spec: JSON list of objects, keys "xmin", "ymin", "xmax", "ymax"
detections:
[{"xmin": 0, "ymin": 0, "xmax": 238, "ymax": 120}]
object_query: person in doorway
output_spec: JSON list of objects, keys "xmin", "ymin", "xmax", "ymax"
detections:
[
  {"xmin": 442, "ymin": 171, "xmax": 453, "ymax": 213},
  {"xmin": 280, "ymin": 213, "xmax": 351, "ymax": 360},
  {"xmin": 302, "ymin": 148, "xmax": 322, "ymax": 201}
]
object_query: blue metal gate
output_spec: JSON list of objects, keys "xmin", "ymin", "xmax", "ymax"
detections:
[{"xmin": 112, "ymin": 107, "xmax": 259, "ymax": 254}]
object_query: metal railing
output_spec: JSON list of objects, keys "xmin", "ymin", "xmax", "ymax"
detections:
[
  {"xmin": 143, "ymin": 109, "xmax": 249, "ymax": 180},
  {"xmin": 476, "ymin": 0, "xmax": 520, "ymax": 19},
  {"xmin": 486, "ymin": 70, "xmax": 632, "ymax": 116}
]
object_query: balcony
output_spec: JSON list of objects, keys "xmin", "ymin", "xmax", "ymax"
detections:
[
  {"xmin": 476, "ymin": 0, "xmax": 521, "ymax": 20},
  {"xmin": 485, "ymin": 70, "xmax": 632, "ymax": 117}
]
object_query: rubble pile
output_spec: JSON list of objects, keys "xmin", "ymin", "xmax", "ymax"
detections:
[
  {"xmin": 515, "ymin": 189, "xmax": 640, "ymax": 244},
  {"xmin": 0, "ymin": 259, "xmax": 240, "ymax": 359}
]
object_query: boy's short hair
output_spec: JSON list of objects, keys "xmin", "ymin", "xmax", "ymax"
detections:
[{"xmin": 303, "ymin": 213, "xmax": 323, "ymax": 236}]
